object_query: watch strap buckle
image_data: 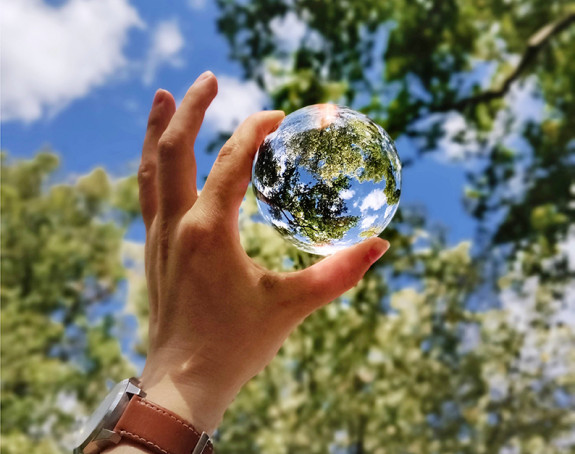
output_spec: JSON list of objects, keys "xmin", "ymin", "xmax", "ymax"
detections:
[{"xmin": 191, "ymin": 432, "xmax": 211, "ymax": 454}]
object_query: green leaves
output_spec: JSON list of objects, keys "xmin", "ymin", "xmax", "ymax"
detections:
[
  {"xmin": 214, "ymin": 1, "xmax": 575, "ymax": 451},
  {"xmin": 1, "ymin": 153, "xmax": 134, "ymax": 453}
]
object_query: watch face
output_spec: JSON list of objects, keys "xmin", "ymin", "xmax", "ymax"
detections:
[{"xmin": 73, "ymin": 379, "xmax": 130, "ymax": 451}]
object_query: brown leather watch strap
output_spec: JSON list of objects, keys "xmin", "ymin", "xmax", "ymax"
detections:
[{"xmin": 114, "ymin": 395, "xmax": 214, "ymax": 454}]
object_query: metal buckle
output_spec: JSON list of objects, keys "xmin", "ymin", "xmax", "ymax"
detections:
[{"xmin": 191, "ymin": 432, "xmax": 210, "ymax": 454}]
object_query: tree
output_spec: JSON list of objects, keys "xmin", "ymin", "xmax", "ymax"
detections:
[
  {"xmin": 0, "ymin": 152, "xmax": 138, "ymax": 453},
  {"xmin": 208, "ymin": 192, "xmax": 574, "ymax": 453},
  {"xmin": 210, "ymin": 1, "xmax": 575, "ymax": 452},
  {"xmin": 216, "ymin": 0, "xmax": 575, "ymax": 250}
]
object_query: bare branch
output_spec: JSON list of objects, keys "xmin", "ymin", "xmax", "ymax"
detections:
[{"xmin": 436, "ymin": 12, "xmax": 575, "ymax": 112}]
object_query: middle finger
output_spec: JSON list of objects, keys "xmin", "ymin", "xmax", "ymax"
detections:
[{"xmin": 156, "ymin": 71, "xmax": 218, "ymax": 220}]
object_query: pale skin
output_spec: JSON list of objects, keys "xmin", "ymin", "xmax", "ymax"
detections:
[{"xmin": 108, "ymin": 71, "xmax": 389, "ymax": 453}]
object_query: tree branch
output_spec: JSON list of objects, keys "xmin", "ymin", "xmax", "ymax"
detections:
[{"xmin": 436, "ymin": 12, "xmax": 575, "ymax": 112}]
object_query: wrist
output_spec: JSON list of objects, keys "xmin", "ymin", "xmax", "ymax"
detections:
[
  {"xmin": 143, "ymin": 379, "xmax": 229, "ymax": 435},
  {"xmin": 140, "ymin": 367, "xmax": 240, "ymax": 435},
  {"xmin": 105, "ymin": 379, "xmax": 216, "ymax": 454}
]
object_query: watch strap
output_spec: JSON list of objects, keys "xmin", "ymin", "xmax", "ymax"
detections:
[{"xmin": 114, "ymin": 395, "xmax": 213, "ymax": 454}]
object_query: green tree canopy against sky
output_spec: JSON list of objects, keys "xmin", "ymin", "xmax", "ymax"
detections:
[{"xmin": 2, "ymin": 0, "xmax": 574, "ymax": 453}]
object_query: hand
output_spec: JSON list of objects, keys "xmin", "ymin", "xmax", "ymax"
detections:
[{"xmin": 135, "ymin": 71, "xmax": 389, "ymax": 435}]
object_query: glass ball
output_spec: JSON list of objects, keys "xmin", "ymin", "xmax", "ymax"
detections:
[{"xmin": 252, "ymin": 104, "xmax": 401, "ymax": 256}]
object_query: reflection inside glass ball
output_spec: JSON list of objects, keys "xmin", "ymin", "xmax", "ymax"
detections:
[{"xmin": 252, "ymin": 104, "xmax": 402, "ymax": 256}]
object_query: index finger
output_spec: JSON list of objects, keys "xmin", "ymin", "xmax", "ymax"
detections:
[{"xmin": 198, "ymin": 110, "xmax": 285, "ymax": 228}]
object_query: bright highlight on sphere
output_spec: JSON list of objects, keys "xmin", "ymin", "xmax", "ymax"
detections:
[{"xmin": 252, "ymin": 104, "xmax": 402, "ymax": 256}]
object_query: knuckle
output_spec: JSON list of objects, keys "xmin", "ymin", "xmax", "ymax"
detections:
[
  {"xmin": 186, "ymin": 221, "xmax": 211, "ymax": 239},
  {"xmin": 157, "ymin": 134, "xmax": 179, "ymax": 157},
  {"xmin": 137, "ymin": 162, "xmax": 156, "ymax": 185},
  {"xmin": 178, "ymin": 220, "xmax": 217, "ymax": 252},
  {"xmin": 217, "ymin": 139, "xmax": 240, "ymax": 162}
]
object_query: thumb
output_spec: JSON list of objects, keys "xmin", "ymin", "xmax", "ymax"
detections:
[{"xmin": 282, "ymin": 238, "xmax": 390, "ymax": 318}]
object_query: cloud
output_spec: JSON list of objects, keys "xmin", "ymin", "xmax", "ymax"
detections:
[
  {"xmin": 360, "ymin": 189, "xmax": 387, "ymax": 212},
  {"xmin": 1, "ymin": 0, "xmax": 143, "ymax": 123},
  {"xmin": 435, "ymin": 112, "xmax": 481, "ymax": 161},
  {"xmin": 142, "ymin": 19, "xmax": 185, "ymax": 85},
  {"xmin": 204, "ymin": 75, "xmax": 268, "ymax": 132},
  {"xmin": 187, "ymin": 0, "xmax": 207, "ymax": 10},
  {"xmin": 260, "ymin": 12, "xmax": 323, "ymax": 93},
  {"xmin": 361, "ymin": 215, "xmax": 377, "ymax": 229},
  {"xmin": 270, "ymin": 12, "xmax": 307, "ymax": 51},
  {"xmin": 340, "ymin": 189, "xmax": 355, "ymax": 200},
  {"xmin": 270, "ymin": 11, "xmax": 323, "ymax": 52}
]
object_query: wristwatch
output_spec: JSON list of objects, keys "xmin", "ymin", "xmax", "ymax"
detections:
[{"xmin": 73, "ymin": 377, "xmax": 213, "ymax": 454}]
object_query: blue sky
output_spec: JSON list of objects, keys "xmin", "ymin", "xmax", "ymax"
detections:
[{"xmin": 2, "ymin": 0, "xmax": 475, "ymax": 245}]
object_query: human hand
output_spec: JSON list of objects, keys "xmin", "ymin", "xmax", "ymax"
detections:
[{"xmin": 136, "ymin": 71, "xmax": 390, "ymax": 435}]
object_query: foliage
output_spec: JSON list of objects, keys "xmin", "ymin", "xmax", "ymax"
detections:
[
  {"xmin": 213, "ymin": 191, "xmax": 575, "ymax": 453},
  {"xmin": 0, "ymin": 153, "xmax": 137, "ymax": 453},
  {"xmin": 216, "ymin": 0, "xmax": 575, "ymax": 248},
  {"xmin": 212, "ymin": 0, "xmax": 575, "ymax": 452}
]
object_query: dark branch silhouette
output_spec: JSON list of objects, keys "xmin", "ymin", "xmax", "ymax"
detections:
[{"xmin": 436, "ymin": 12, "xmax": 575, "ymax": 112}]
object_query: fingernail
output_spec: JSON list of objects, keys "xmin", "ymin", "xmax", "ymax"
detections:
[
  {"xmin": 270, "ymin": 117, "xmax": 285, "ymax": 133},
  {"xmin": 368, "ymin": 240, "xmax": 390, "ymax": 264},
  {"xmin": 152, "ymin": 89, "xmax": 165, "ymax": 106},
  {"xmin": 196, "ymin": 70, "xmax": 213, "ymax": 83}
]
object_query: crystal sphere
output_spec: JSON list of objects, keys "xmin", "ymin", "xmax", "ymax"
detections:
[{"xmin": 252, "ymin": 104, "xmax": 401, "ymax": 256}]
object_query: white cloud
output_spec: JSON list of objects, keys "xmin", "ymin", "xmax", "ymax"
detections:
[
  {"xmin": 187, "ymin": 0, "xmax": 207, "ymax": 10},
  {"xmin": 435, "ymin": 112, "xmax": 481, "ymax": 161},
  {"xmin": 270, "ymin": 12, "xmax": 307, "ymax": 51},
  {"xmin": 142, "ymin": 20, "xmax": 185, "ymax": 85},
  {"xmin": 340, "ymin": 189, "xmax": 355, "ymax": 200},
  {"xmin": 260, "ymin": 12, "xmax": 324, "ymax": 94},
  {"xmin": 360, "ymin": 190, "xmax": 387, "ymax": 212},
  {"xmin": 361, "ymin": 215, "xmax": 377, "ymax": 229},
  {"xmin": 271, "ymin": 11, "xmax": 323, "ymax": 52},
  {"xmin": 1, "ymin": 0, "xmax": 143, "ymax": 123},
  {"xmin": 204, "ymin": 75, "xmax": 268, "ymax": 132}
]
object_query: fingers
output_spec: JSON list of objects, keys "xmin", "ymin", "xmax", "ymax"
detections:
[
  {"xmin": 139, "ymin": 89, "xmax": 176, "ymax": 229},
  {"xmin": 157, "ymin": 71, "xmax": 218, "ymax": 219},
  {"xmin": 282, "ymin": 238, "xmax": 390, "ymax": 318},
  {"xmin": 198, "ymin": 110, "xmax": 285, "ymax": 227}
]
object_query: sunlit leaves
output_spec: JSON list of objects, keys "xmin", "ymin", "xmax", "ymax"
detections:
[{"xmin": 1, "ymin": 153, "xmax": 135, "ymax": 453}]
